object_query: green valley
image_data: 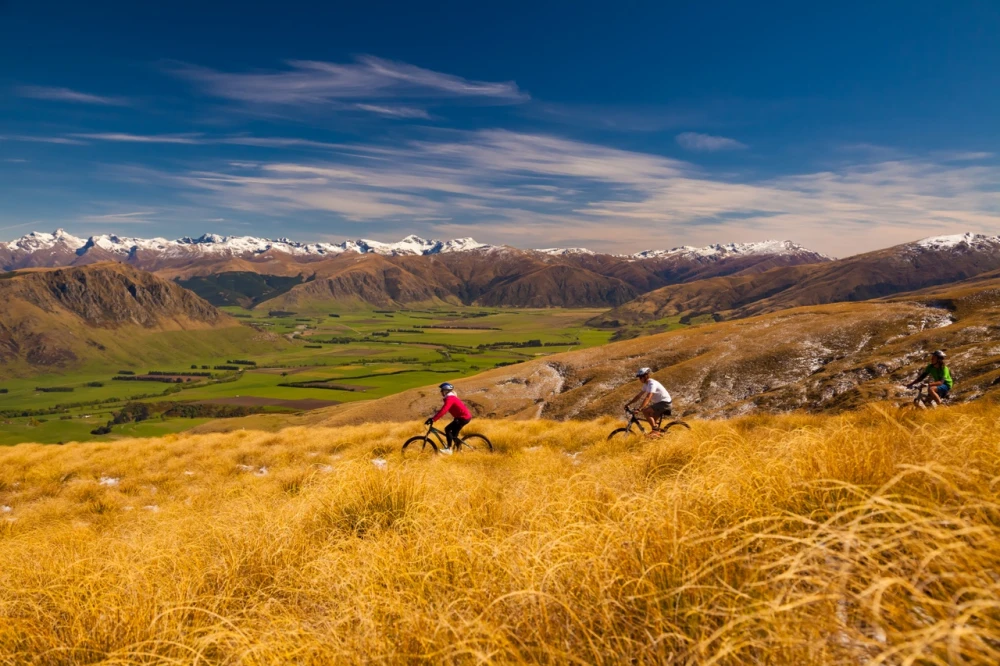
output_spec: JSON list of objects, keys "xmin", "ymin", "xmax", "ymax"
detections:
[{"xmin": 0, "ymin": 306, "xmax": 618, "ymax": 445}]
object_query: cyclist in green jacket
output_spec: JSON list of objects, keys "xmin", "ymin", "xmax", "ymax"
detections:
[{"xmin": 908, "ymin": 350, "xmax": 953, "ymax": 406}]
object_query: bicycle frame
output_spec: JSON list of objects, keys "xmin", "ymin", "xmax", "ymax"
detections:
[
  {"xmin": 622, "ymin": 406, "xmax": 653, "ymax": 433},
  {"xmin": 423, "ymin": 423, "xmax": 462, "ymax": 450}
]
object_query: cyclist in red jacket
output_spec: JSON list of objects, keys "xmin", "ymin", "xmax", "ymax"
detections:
[{"xmin": 425, "ymin": 382, "xmax": 472, "ymax": 449}]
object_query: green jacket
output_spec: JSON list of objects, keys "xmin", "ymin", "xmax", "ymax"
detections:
[{"xmin": 923, "ymin": 364, "xmax": 953, "ymax": 388}]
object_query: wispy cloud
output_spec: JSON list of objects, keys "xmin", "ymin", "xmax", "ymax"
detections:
[
  {"xmin": 70, "ymin": 133, "xmax": 204, "ymax": 145},
  {"xmin": 353, "ymin": 104, "xmax": 432, "ymax": 119},
  {"xmin": 79, "ymin": 211, "xmax": 158, "ymax": 224},
  {"xmin": 0, "ymin": 134, "xmax": 88, "ymax": 145},
  {"xmin": 15, "ymin": 85, "xmax": 129, "ymax": 106},
  {"xmin": 169, "ymin": 56, "xmax": 527, "ymax": 117},
  {"xmin": 675, "ymin": 132, "xmax": 748, "ymax": 151},
  {"xmin": 137, "ymin": 129, "xmax": 999, "ymax": 256}
]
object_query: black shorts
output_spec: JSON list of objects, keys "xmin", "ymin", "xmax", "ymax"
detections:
[
  {"xmin": 444, "ymin": 418, "xmax": 470, "ymax": 441},
  {"xmin": 649, "ymin": 401, "xmax": 672, "ymax": 417}
]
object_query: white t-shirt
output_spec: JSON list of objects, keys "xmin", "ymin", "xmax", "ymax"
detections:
[{"xmin": 642, "ymin": 378, "xmax": 671, "ymax": 404}]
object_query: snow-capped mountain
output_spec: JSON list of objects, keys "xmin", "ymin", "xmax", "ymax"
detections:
[
  {"xmin": 626, "ymin": 240, "xmax": 832, "ymax": 261},
  {"xmin": 536, "ymin": 247, "xmax": 597, "ymax": 256},
  {"xmin": 0, "ymin": 229, "xmax": 86, "ymax": 253},
  {"xmin": 0, "ymin": 230, "xmax": 493, "ymax": 269},
  {"xmin": 912, "ymin": 233, "xmax": 1000, "ymax": 253},
  {"xmin": 531, "ymin": 239, "xmax": 831, "ymax": 261}
]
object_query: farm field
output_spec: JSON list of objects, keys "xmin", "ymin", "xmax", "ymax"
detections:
[
  {"xmin": 0, "ymin": 307, "xmax": 617, "ymax": 445},
  {"xmin": 0, "ymin": 402, "xmax": 997, "ymax": 662}
]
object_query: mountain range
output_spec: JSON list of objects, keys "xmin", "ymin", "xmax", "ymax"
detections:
[
  {"xmin": 0, "ymin": 230, "xmax": 831, "ymax": 309},
  {"xmin": 591, "ymin": 233, "xmax": 1000, "ymax": 327},
  {"xmin": 0, "ymin": 229, "xmax": 828, "ymax": 266}
]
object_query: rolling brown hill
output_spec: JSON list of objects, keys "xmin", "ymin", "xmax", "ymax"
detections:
[
  {"xmin": 250, "ymin": 245, "xmax": 829, "ymax": 311},
  {"xmin": 0, "ymin": 264, "xmax": 282, "ymax": 377},
  {"xmin": 195, "ymin": 271, "xmax": 1000, "ymax": 434},
  {"xmin": 2, "ymin": 229, "xmax": 832, "ymax": 310},
  {"xmin": 592, "ymin": 234, "xmax": 1000, "ymax": 326}
]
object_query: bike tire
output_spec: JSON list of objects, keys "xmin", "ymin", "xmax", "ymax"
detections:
[
  {"xmin": 402, "ymin": 435, "xmax": 438, "ymax": 456},
  {"xmin": 607, "ymin": 427, "xmax": 639, "ymax": 442},
  {"xmin": 458, "ymin": 433, "xmax": 493, "ymax": 452},
  {"xmin": 662, "ymin": 420, "xmax": 691, "ymax": 432}
]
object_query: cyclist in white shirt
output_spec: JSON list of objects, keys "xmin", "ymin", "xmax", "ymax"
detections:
[{"xmin": 624, "ymin": 367, "xmax": 672, "ymax": 431}]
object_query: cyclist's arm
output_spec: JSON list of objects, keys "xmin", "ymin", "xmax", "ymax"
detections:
[
  {"xmin": 908, "ymin": 368, "xmax": 929, "ymax": 387},
  {"xmin": 624, "ymin": 390, "xmax": 643, "ymax": 407},
  {"xmin": 430, "ymin": 397, "xmax": 453, "ymax": 422},
  {"xmin": 638, "ymin": 392, "xmax": 653, "ymax": 410}
]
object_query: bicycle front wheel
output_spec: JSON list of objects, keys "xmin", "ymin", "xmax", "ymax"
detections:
[
  {"xmin": 607, "ymin": 427, "xmax": 640, "ymax": 442},
  {"xmin": 402, "ymin": 435, "xmax": 438, "ymax": 456},
  {"xmin": 458, "ymin": 433, "xmax": 493, "ymax": 452}
]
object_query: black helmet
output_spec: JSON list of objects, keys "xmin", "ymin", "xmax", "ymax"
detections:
[
  {"xmin": 932, "ymin": 350, "xmax": 946, "ymax": 360},
  {"xmin": 439, "ymin": 382, "xmax": 454, "ymax": 391}
]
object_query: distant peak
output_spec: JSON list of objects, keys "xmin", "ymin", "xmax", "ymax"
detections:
[{"xmin": 912, "ymin": 233, "xmax": 1000, "ymax": 251}]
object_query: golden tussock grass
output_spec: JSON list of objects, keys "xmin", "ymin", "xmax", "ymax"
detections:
[{"xmin": 1, "ymin": 403, "xmax": 999, "ymax": 664}]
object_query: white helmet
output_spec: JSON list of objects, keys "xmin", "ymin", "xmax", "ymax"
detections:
[{"xmin": 636, "ymin": 367, "xmax": 651, "ymax": 377}]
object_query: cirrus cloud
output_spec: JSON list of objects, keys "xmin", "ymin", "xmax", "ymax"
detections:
[{"xmin": 676, "ymin": 131, "xmax": 748, "ymax": 151}]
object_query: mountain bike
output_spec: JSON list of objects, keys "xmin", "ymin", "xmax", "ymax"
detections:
[
  {"xmin": 899, "ymin": 381, "xmax": 947, "ymax": 411},
  {"xmin": 401, "ymin": 422, "xmax": 493, "ymax": 456},
  {"xmin": 607, "ymin": 406, "xmax": 690, "ymax": 441}
]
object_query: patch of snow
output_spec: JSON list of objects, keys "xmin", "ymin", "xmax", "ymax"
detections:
[
  {"xmin": 1, "ymin": 505, "xmax": 11, "ymax": 513},
  {"xmin": 254, "ymin": 467, "xmax": 269, "ymax": 477},
  {"xmin": 914, "ymin": 232, "xmax": 1000, "ymax": 251},
  {"xmin": 98, "ymin": 476, "xmax": 119, "ymax": 487},
  {"xmin": 142, "ymin": 505, "xmax": 159, "ymax": 512},
  {"xmin": 0, "ymin": 228, "xmax": 85, "ymax": 253},
  {"xmin": 535, "ymin": 247, "xmax": 596, "ymax": 256},
  {"xmin": 371, "ymin": 458, "xmax": 388, "ymax": 469},
  {"xmin": 625, "ymin": 240, "xmax": 830, "ymax": 261}
]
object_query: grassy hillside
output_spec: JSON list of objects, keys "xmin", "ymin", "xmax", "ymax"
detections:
[
  {"xmin": 0, "ymin": 307, "xmax": 613, "ymax": 445},
  {"xmin": 1, "ymin": 403, "xmax": 998, "ymax": 662},
  {"xmin": 593, "ymin": 236, "xmax": 1000, "ymax": 328},
  {"xmin": 0, "ymin": 263, "xmax": 283, "ymax": 379},
  {"xmin": 176, "ymin": 271, "xmax": 308, "ymax": 307},
  {"xmin": 228, "ymin": 280, "xmax": 998, "ymax": 432}
]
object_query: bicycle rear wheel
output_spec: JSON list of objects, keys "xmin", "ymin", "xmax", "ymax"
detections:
[
  {"xmin": 402, "ymin": 435, "xmax": 438, "ymax": 456},
  {"xmin": 662, "ymin": 420, "xmax": 691, "ymax": 432},
  {"xmin": 458, "ymin": 433, "xmax": 493, "ymax": 452}
]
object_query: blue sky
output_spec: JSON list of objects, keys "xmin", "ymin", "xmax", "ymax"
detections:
[{"xmin": 1, "ymin": 0, "xmax": 998, "ymax": 256}]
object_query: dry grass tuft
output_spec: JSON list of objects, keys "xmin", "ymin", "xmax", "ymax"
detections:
[{"xmin": 1, "ymin": 403, "xmax": 999, "ymax": 663}]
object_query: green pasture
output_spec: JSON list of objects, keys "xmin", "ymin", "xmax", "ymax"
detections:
[{"xmin": 0, "ymin": 306, "xmax": 635, "ymax": 445}]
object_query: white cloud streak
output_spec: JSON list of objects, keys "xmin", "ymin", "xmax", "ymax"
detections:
[
  {"xmin": 71, "ymin": 133, "xmax": 204, "ymax": 145},
  {"xmin": 169, "ymin": 56, "xmax": 527, "ymax": 117},
  {"xmin": 676, "ymin": 132, "xmax": 748, "ymax": 151},
  {"xmin": 0, "ymin": 134, "xmax": 89, "ymax": 145},
  {"xmin": 136, "ymin": 129, "xmax": 999, "ymax": 256},
  {"xmin": 16, "ymin": 85, "xmax": 129, "ymax": 106}
]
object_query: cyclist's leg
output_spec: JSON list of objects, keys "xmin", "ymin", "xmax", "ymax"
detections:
[
  {"xmin": 640, "ymin": 405, "xmax": 656, "ymax": 430},
  {"xmin": 444, "ymin": 418, "xmax": 468, "ymax": 447},
  {"xmin": 928, "ymin": 382, "xmax": 942, "ymax": 405}
]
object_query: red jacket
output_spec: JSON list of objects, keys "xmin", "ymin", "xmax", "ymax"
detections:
[{"xmin": 433, "ymin": 393, "xmax": 472, "ymax": 421}]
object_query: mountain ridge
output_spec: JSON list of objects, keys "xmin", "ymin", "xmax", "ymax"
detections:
[
  {"xmin": 1, "ymin": 229, "xmax": 829, "ymax": 267},
  {"xmin": 0, "ymin": 263, "xmax": 281, "ymax": 376},
  {"xmin": 592, "ymin": 233, "xmax": 1000, "ymax": 327}
]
